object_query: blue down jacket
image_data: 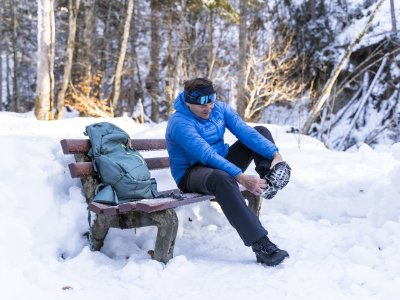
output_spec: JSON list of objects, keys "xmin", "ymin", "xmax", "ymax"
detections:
[{"xmin": 166, "ymin": 92, "xmax": 279, "ymax": 185}]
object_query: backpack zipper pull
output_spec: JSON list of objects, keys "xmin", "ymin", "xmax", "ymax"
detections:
[{"xmin": 121, "ymin": 143, "xmax": 145, "ymax": 165}]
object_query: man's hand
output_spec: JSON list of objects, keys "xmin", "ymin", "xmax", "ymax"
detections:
[
  {"xmin": 271, "ymin": 152, "xmax": 283, "ymax": 169},
  {"xmin": 235, "ymin": 173, "xmax": 267, "ymax": 196}
]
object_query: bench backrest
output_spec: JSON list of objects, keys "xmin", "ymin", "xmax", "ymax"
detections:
[
  {"xmin": 60, "ymin": 139, "xmax": 170, "ymax": 178},
  {"xmin": 61, "ymin": 138, "xmax": 211, "ymax": 214}
]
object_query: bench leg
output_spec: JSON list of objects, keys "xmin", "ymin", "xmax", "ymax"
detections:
[
  {"xmin": 242, "ymin": 190, "xmax": 262, "ymax": 217},
  {"xmin": 90, "ymin": 213, "xmax": 111, "ymax": 251},
  {"xmin": 148, "ymin": 209, "xmax": 179, "ymax": 263}
]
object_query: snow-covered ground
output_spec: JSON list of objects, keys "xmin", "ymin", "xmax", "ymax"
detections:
[{"xmin": 0, "ymin": 111, "xmax": 399, "ymax": 300}]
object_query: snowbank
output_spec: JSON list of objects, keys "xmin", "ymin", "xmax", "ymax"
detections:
[{"xmin": 0, "ymin": 112, "xmax": 399, "ymax": 300}]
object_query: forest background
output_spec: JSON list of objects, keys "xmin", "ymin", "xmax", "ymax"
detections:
[{"xmin": 0, "ymin": 0, "xmax": 399, "ymax": 150}]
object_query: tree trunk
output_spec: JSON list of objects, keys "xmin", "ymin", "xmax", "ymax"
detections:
[
  {"xmin": 34, "ymin": 0, "xmax": 55, "ymax": 120},
  {"xmin": 173, "ymin": 0, "xmax": 188, "ymax": 99},
  {"xmin": 207, "ymin": 10, "xmax": 214, "ymax": 77},
  {"xmin": 301, "ymin": 0, "xmax": 385, "ymax": 134},
  {"xmin": 94, "ymin": 3, "xmax": 112, "ymax": 101},
  {"xmin": 71, "ymin": 2, "xmax": 81, "ymax": 87},
  {"xmin": 55, "ymin": 0, "xmax": 80, "ymax": 119},
  {"xmin": 11, "ymin": 3, "xmax": 20, "ymax": 112},
  {"xmin": 131, "ymin": 1, "xmax": 145, "ymax": 109},
  {"xmin": 111, "ymin": 0, "xmax": 134, "ymax": 111},
  {"xmin": 166, "ymin": 0, "xmax": 174, "ymax": 116},
  {"xmin": 146, "ymin": 0, "xmax": 161, "ymax": 122},
  {"xmin": 337, "ymin": 55, "xmax": 388, "ymax": 150},
  {"xmin": 6, "ymin": 50, "xmax": 11, "ymax": 106},
  {"xmin": 81, "ymin": 0, "xmax": 94, "ymax": 83},
  {"xmin": 389, "ymin": 0, "xmax": 397, "ymax": 36},
  {"xmin": 237, "ymin": 0, "xmax": 248, "ymax": 117},
  {"xmin": 128, "ymin": 0, "xmax": 137, "ymax": 115},
  {"xmin": 310, "ymin": 0, "xmax": 316, "ymax": 21},
  {"xmin": 0, "ymin": 5, "xmax": 2, "ymax": 111},
  {"xmin": 0, "ymin": 50, "xmax": 2, "ymax": 111}
]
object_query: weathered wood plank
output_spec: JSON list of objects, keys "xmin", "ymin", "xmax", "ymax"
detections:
[
  {"xmin": 88, "ymin": 202, "xmax": 121, "ymax": 215},
  {"xmin": 136, "ymin": 194, "xmax": 214, "ymax": 213},
  {"xmin": 117, "ymin": 202, "xmax": 139, "ymax": 213},
  {"xmin": 60, "ymin": 138, "xmax": 167, "ymax": 154},
  {"xmin": 88, "ymin": 201, "xmax": 138, "ymax": 215},
  {"xmin": 87, "ymin": 193, "xmax": 213, "ymax": 215},
  {"xmin": 68, "ymin": 157, "xmax": 170, "ymax": 178},
  {"xmin": 69, "ymin": 162, "xmax": 95, "ymax": 178}
]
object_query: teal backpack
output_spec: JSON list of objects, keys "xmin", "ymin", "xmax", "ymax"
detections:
[{"xmin": 84, "ymin": 122, "xmax": 157, "ymax": 205}]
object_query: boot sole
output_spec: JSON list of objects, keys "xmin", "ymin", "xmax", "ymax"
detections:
[
  {"xmin": 267, "ymin": 161, "xmax": 291, "ymax": 190},
  {"xmin": 256, "ymin": 253, "xmax": 289, "ymax": 267}
]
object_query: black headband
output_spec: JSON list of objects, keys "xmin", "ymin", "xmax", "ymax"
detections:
[{"xmin": 185, "ymin": 85, "xmax": 216, "ymax": 105}]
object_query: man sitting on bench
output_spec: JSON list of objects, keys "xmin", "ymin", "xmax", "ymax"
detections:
[{"xmin": 165, "ymin": 78, "xmax": 291, "ymax": 267}]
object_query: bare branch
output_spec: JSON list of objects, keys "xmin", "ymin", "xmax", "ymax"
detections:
[{"xmin": 301, "ymin": 0, "xmax": 386, "ymax": 134}]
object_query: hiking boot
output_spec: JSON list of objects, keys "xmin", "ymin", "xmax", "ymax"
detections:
[
  {"xmin": 261, "ymin": 161, "xmax": 291, "ymax": 200},
  {"xmin": 261, "ymin": 184, "xmax": 278, "ymax": 200},
  {"xmin": 252, "ymin": 236, "xmax": 289, "ymax": 266}
]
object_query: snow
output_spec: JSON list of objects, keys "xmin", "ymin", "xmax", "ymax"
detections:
[
  {"xmin": 336, "ymin": 0, "xmax": 400, "ymax": 50},
  {"xmin": 0, "ymin": 111, "xmax": 400, "ymax": 300}
]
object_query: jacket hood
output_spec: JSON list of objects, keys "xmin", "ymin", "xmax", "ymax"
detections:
[{"xmin": 174, "ymin": 92, "xmax": 189, "ymax": 113}]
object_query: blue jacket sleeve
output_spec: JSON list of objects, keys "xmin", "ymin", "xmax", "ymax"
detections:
[
  {"xmin": 169, "ymin": 118, "xmax": 242, "ymax": 177},
  {"xmin": 223, "ymin": 103, "xmax": 279, "ymax": 159}
]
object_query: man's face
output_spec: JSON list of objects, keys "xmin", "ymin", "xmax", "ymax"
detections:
[{"xmin": 186, "ymin": 102, "xmax": 215, "ymax": 119}]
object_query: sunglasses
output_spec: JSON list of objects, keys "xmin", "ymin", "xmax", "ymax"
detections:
[{"xmin": 186, "ymin": 93, "xmax": 216, "ymax": 105}]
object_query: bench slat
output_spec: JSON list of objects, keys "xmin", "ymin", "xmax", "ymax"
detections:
[
  {"xmin": 88, "ymin": 202, "xmax": 140, "ymax": 215},
  {"xmin": 61, "ymin": 138, "xmax": 167, "ymax": 154},
  {"xmin": 117, "ymin": 202, "xmax": 139, "ymax": 213},
  {"xmin": 68, "ymin": 157, "xmax": 170, "ymax": 178},
  {"xmin": 88, "ymin": 193, "xmax": 214, "ymax": 215},
  {"xmin": 69, "ymin": 162, "xmax": 94, "ymax": 178},
  {"xmin": 146, "ymin": 157, "xmax": 170, "ymax": 169},
  {"xmin": 88, "ymin": 202, "xmax": 122, "ymax": 215},
  {"xmin": 136, "ymin": 194, "xmax": 214, "ymax": 213}
]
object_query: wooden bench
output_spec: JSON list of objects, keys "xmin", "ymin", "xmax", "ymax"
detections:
[{"xmin": 60, "ymin": 138, "xmax": 262, "ymax": 263}]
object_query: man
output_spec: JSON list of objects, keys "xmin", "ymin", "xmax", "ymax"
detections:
[{"xmin": 166, "ymin": 78, "xmax": 291, "ymax": 266}]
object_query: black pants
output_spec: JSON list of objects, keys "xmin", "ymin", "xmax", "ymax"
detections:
[{"xmin": 178, "ymin": 126, "xmax": 276, "ymax": 246}]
